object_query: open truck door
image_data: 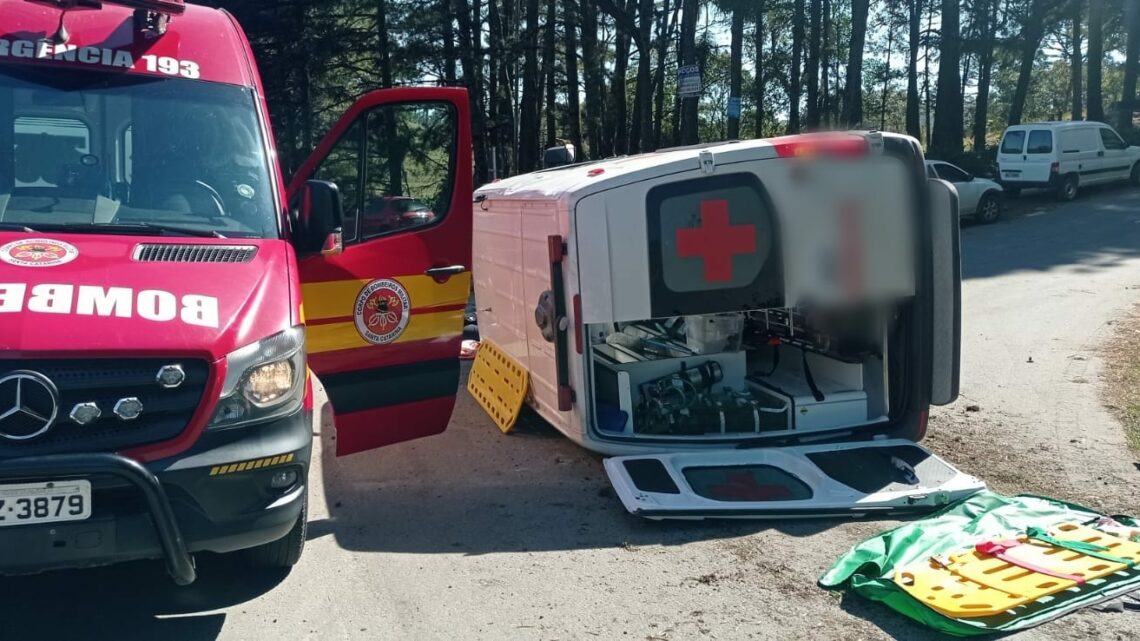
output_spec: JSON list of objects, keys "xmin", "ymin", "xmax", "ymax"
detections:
[
  {"xmin": 289, "ymin": 88, "xmax": 473, "ymax": 455},
  {"xmin": 598, "ymin": 135, "xmax": 979, "ymax": 518}
]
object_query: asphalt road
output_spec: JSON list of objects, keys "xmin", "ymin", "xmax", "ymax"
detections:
[{"xmin": 3, "ymin": 184, "xmax": 1140, "ymax": 641}]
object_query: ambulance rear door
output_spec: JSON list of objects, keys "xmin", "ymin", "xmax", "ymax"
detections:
[{"xmin": 289, "ymin": 88, "xmax": 472, "ymax": 456}]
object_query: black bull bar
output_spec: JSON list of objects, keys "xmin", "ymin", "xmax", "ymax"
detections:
[{"xmin": 0, "ymin": 452, "xmax": 196, "ymax": 585}]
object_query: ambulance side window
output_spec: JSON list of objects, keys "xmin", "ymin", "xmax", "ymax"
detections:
[
  {"xmin": 311, "ymin": 120, "xmax": 364, "ymax": 243},
  {"xmin": 359, "ymin": 102, "xmax": 455, "ymax": 240}
]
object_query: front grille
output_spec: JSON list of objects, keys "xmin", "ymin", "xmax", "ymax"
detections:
[
  {"xmin": 0, "ymin": 358, "xmax": 211, "ymax": 457},
  {"xmin": 133, "ymin": 244, "xmax": 258, "ymax": 263}
]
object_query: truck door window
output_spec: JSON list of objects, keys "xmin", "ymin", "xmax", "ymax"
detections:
[
  {"xmin": 1026, "ymin": 130, "xmax": 1053, "ymax": 154},
  {"xmin": 1000, "ymin": 131, "xmax": 1025, "ymax": 154},
  {"xmin": 1099, "ymin": 128, "xmax": 1126, "ymax": 151},
  {"xmin": 311, "ymin": 119, "xmax": 363, "ymax": 243},
  {"xmin": 360, "ymin": 103, "xmax": 455, "ymax": 240}
]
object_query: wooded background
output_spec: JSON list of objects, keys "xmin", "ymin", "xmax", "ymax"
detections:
[{"xmin": 205, "ymin": 0, "xmax": 1140, "ymax": 183}]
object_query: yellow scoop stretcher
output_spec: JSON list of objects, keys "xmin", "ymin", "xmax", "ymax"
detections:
[{"xmin": 893, "ymin": 522, "xmax": 1140, "ymax": 618}]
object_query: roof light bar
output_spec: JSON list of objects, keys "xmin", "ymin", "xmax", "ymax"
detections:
[
  {"xmin": 24, "ymin": 0, "xmax": 185, "ymax": 15},
  {"xmin": 769, "ymin": 133, "xmax": 871, "ymax": 159}
]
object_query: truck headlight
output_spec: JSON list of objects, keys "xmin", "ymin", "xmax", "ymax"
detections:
[{"xmin": 209, "ymin": 326, "xmax": 305, "ymax": 429}]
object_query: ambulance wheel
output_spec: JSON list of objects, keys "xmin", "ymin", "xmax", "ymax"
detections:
[
  {"xmin": 976, "ymin": 193, "xmax": 1001, "ymax": 224},
  {"xmin": 243, "ymin": 496, "xmax": 307, "ymax": 569},
  {"xmin": 1131, "ymin": 162, "xmax": 1140, "ymax": 187},
  {"xmin": 1057, "ymin": 174, "xmax": 1079, "ymax": 201}
]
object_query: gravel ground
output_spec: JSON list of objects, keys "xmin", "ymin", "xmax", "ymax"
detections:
[{"xmin": 2, "ymin": 185, "xmax": 1140, "ymax": 641}]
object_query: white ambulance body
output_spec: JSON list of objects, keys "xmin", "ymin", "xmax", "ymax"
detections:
[{"xmin": 472, "ymin": 132, "xmax": 985, "ymax": 518}]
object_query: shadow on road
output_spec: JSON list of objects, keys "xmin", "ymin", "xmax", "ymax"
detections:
[
  {"xmin": 0, "ymin": 554, "xmax": 288, "ymax": 641},
  {"xmin": 836, "ymin": 591, "xmax": 973, "ymax": 641},
  {"xmin": 310, "ymin": 380, "xmax": 868, "ymax": 557},
  {"xmin": 961, "ymin": 184, "xmax": 1140, "ymax": 280}
]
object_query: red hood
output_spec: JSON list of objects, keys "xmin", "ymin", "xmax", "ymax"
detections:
[{"xmin": 0, "ymin": 233, "xmax": 296, "ymax": 360}]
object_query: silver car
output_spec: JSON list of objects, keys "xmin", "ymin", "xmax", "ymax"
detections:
[{"xmin": 925, "ymin": 160, "xmax": 1004, "ymax": 224}]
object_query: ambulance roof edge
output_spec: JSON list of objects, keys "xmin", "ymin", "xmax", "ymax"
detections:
[{"xmin": 474, "ymin": 132, "xmax": 883, "ymax": 205}]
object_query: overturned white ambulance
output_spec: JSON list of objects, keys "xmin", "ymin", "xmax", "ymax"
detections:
[{"xmin": 470, "ymin": 131, "xmax": 985, "ymax": 519}]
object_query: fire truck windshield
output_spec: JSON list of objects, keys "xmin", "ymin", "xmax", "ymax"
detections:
[{"xmin": 0, "ymin": 64, "xmax": 278, "ymax": 238}]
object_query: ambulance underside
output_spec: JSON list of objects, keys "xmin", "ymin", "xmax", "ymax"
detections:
[{"xmin": 474, "ymin": 133, "xmax": 981, "ymax": 517}]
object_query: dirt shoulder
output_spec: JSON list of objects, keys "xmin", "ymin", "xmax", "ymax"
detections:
[{"xmin": 1103, "ymin": 302, "xmax": 1140, "ymax": 452}]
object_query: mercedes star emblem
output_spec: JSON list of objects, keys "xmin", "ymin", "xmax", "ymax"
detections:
[{"xmin": 0, "ymin": 371, "xmax": 61, "ymax": 441}]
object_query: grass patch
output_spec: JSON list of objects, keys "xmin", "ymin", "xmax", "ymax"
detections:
[{"xmin": 1104, "ymin": 304, "xmax": 1140, "ymax": 451}]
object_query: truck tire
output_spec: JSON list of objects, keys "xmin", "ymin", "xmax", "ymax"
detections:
[
  {"xmin": 1057, "ymin": 174, "xmax": 1079, "ymax": 201},
  {"xmin": 1131, "ymin": 162, "xmax": 1140, "ymax": 187},
  {"xmin": 976, "ymin": 192, "xmax": 1002, "ymax": 224},
  {"xmin": 242, "ymin": 496, "xmax": 307, "ymax": 569}
]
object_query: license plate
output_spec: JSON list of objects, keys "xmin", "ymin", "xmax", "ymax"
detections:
[
  {"xmin": 1002, "ymin": 171, "xmax": 1020, "ymax": 177},
  {"xmin": 0, "ymin": 480, "xmax": 91, "ymax": 527}
]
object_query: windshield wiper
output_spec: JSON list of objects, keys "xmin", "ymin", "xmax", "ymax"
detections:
[
  {"xmin": 129, "ymin": 223, "xmax": 227, "ymax": 239},
  {"xmin": 0, "ymin": 222, "xmax": 37, "ymax": 232},
  {"xmin": 6, "ymin": 222, "xmax": 225, "ymax": 239}
]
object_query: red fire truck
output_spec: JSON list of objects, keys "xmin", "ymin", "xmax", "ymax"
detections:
[{"xmin": 0, "ymin": 0, "xmax": 473, "ymax": 584}]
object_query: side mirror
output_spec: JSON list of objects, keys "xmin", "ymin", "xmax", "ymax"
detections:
[
  {"xmin": 966, "ymin": 174, "xmax": 975, "ymax": 182},
  {"xmin": 297, "ymin": 179, "xmax": 344, "ymax": 255}
]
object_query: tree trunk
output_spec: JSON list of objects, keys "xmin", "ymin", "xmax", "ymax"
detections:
[
  {"xmin": 680, "ymin": 0, "xmax": 699, "ymax": 144},
  {"xmin": 906, "ymin": 0, "xmax": 922, "ymax": 138},
  {"xmin": 565, "ymin": 0, "xmax": 583, "ymax": 155},
  {"xmin": 727, "ymin": 7, "xmax": 744, "ymax": 140},
  {"xmin": 580, "ymin": 0, "xmax": 604, "ymax": 158},
  {"xmin": 472, "ymin": 0, "xmax": 487, "ymax": 182},
  {"xmin": 487, "ymin": 0, "xmax": 514, "ymax": 177},
  {"xmin": 973, "ymin": 0, "xmax": 998, "ymax": 152},
  {"xmin": 543, "ymin": 0, "xmax": 557, "ymax": 149},
  {"xmin": 931, "ymin": 0, "xmax": 962, "ymax": 156},
  {"xmin": 632, "ymin": 0, "xmax": 654, "ymax": 152},
  {"xmin": 821, "ymin": 0, "xmax": 830, "ymax": 126},
  {"xmin": 880, "ymin": 5, "xmax": 895, "ymax": 131},
  {"xmin": 754, "ymin": 2, "xmax": 765, "ymax": 137},
  {"xmin": 1072, "ymin": 0, "xmax": 1083, "ymax": 120},
  {"xmin": 843, "ymin": 0, "xmax": 871, "ymax": 127},
  {"xmin": 653, "ymin": 0, "xmax": 674, "ymax": 149},
  {"xmin": 789, "ymin": 0, "xmax": 805, "ymax": 133},
  {"xmin": 1010, "ymin": 2, "xmax": 1048, "ymax": 126},
  {"xmin": 923, "ymin": 3, "xmax": 932, "ymax": 145},
  {"xmin": 608, "ymin": 2, "xmax": 631, "ymax": 155},
  {"xmin": 519, "ymin": 0, "xmax": 541, "ymax": 172},
  {"xmin": 1120, "ymin": 0, "xmax": 1140, "ymax": 131},
  {"xmin": 376, "ymin": 0, "xmax": 402, "ymax": 191},
  {"xmin": 443, "ymin": 0, "xmax": 457, "ymax": 85},
  {"xmin": 805, "ymin": 0, "xmax": 821, "ymax": 128},
  {"xmin": 1087, "ymin": 0, "xmax": 1104, "ymax": 122}
]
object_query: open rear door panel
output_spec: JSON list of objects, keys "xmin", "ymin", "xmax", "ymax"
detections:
[{"xmin": 603, "ymin": 440, "xmax": 984, "ymax": 520}]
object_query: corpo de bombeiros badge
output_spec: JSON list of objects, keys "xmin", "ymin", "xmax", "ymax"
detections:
[
  {"xmin": 354, "ymin": 278, "xmax": 411, "ymax": 345},
  {"xmin": 0, "ymin": 238, "xmax": 80, "ymax": 267}
]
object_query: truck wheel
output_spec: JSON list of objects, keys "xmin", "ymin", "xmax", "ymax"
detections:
[
  {"xmin": 1131, "ymin": 162, "xmax": 1140, "ymax": 187},
  {"xmin": 243, "ymin": 496, "xmax": 307, "ymax": 569},
  {"xmin": 1057, "ymin": 174, "xmax": 1079, "ymax": 201},
  {"xmin": 976, "ymin": 193, "xmax": 1001, "ymax": 224}
]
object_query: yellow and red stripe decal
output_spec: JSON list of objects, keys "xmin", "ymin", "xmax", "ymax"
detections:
[
  {"xmin": 301, "ymin": 274, "xmax": 471, "ymax": 354},
  {"xmin": 209, "ymin": 452, "xmax": 295, "ymax": 476}
]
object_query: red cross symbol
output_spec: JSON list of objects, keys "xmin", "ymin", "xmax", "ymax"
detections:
[{"xmin": 675, "ymin": 199, "xmax": 757, "ymax": 283}]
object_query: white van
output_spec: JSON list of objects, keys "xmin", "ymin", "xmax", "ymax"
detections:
[
  {"xmin": 470, "ymin": 132, "xmax": 986, "ymax": 519},
  {"xmin": 997, "ymin": 121, "xmax": 1140, "ymax": 200}
]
